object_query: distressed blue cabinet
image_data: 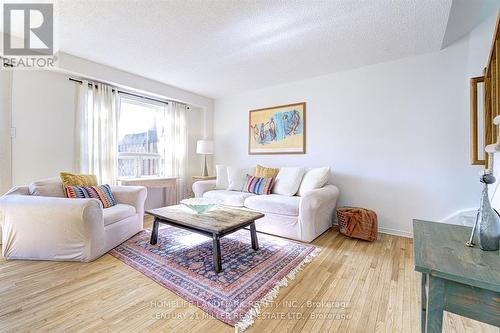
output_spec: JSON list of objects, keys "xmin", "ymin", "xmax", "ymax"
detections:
[{"xmin": 413, "ymin": 220, "xmax": 500, "ymax": 332}]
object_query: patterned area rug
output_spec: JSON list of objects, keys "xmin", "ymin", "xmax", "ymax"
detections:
[{"xmin": 109, "ymin": 226, "xmax": 320, "ymax": 331}]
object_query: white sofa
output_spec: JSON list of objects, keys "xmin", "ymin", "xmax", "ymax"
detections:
[
  {"xmin": 0, "ymin": 178, "xmax": 147, "ymax": 262},
  {"xmin": 193, "ymin": 179, "xmax": 340, "ymax": 242}
]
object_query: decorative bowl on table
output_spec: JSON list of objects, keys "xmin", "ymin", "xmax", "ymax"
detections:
[{"xmin": 180, "ymin": 198, "xmax": 219, "ymax": 214}]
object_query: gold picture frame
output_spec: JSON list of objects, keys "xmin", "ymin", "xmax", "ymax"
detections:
[{"xmin": 248, "ymin": 102, "xmax": 306, "ymax": 155}]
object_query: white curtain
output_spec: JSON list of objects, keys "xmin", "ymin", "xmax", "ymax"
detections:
[
  {"xmin": 75, "ymin": 81, "xmax": 119, "ymax": 185},
  {"xmin": 158, "ymin": 102, "xmax": 188, "ymax": 200}
]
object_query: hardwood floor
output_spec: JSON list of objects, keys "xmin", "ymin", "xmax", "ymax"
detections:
[{"xmin": 0, "ymin": 217, "xmax": 497, "ymax": 333}]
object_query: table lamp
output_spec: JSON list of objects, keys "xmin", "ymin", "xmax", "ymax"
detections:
[{"xmin": 196, "ymin": 140, "xmax": 213, "ymax": 176}]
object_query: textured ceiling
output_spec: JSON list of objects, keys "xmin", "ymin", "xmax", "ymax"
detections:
[{"xmin": 35, "ymin": 1, "xmax": 457, "ymax": 97}]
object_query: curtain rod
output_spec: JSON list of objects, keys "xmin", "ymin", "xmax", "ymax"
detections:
[{"xmin": 68, "ymin": 77, "xmax": 191, "ymax": 109}]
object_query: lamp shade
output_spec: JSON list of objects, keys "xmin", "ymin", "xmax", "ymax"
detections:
[{"xmin": 196, "ymin": 140, "xmax": 213, "ymax": 154}]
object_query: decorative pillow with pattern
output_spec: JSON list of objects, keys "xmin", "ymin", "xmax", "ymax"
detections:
[
  {"xmin": 66, "ymin": 184, "xmax": 117, "ymax": 208},
  {"xmin": 242, "ymin": 174, "xmax": 275, "ymax": 195}
]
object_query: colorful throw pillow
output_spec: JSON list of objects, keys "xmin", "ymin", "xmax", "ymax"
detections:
[
  {"xmin": 66, "ymin": 184, "xmax": 117, "ymax": 208},
  {"xmin": 60, "ymin": 172, "xmax": 98, "ymax": 188},
  {"xmin": 243, "ymin": 174, "xmax": 275, "ymax": 195},
  {"xmin": 255, "ymin": 164, "xmax": 279, "ymax": 178}
]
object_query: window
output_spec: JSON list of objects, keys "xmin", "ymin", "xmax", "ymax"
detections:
[{"xmin": 118, "ymin": 97, "xmax": 165, "ymax": 178}]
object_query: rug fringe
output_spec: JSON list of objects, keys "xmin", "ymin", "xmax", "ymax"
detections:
[{"xmin": 234, "ymin": 247, "xmax": 322, "ymax": 332}]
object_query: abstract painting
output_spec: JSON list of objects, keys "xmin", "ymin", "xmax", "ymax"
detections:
[{"xmin": 249, "ymin": 102, "xmax": 306, "ymax": 154}]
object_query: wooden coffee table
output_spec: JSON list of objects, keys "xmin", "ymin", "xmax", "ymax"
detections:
[{"xmin": 146, "ymin": 205, "xmax": 264, "ymax": 273}]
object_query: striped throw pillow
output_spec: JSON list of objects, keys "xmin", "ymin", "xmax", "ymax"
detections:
[
  {"xmin": 242, "ymin": 174, "xmax": 274, "ymax": 195},
  {"xmin": 66, "ymin": 184, "xmax": 117, "ymax": 208}
]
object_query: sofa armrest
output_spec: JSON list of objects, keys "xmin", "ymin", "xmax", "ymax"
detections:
[
  {"xmin": 110, "ymin": 185, "xmax": 147, "ymax": 215},
  {"xmin": 299, "ymin": 185, "xmax": 340, "ymax": 242},
  {"xmin": 300, "ymin": 185, "xmax": 340, "ymax": 210},
  {"xmin": 193, "ymin": 180, "xmax": 216, "ymax": 198},
  {"xmin": 0, "ymin": 195, "xmax": 105, "ymax": 261}
]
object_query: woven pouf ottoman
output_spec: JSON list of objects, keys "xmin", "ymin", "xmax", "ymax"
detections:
[{"xmin": 337, "ymin": 207, "xmax": 378, "ymax": 241}]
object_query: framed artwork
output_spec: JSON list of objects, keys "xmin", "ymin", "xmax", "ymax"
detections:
[{"xmin": 248, "ymin": 102, "xmax": 306, "ymax": 155}]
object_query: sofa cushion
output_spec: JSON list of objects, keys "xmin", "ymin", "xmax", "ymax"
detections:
[
  {"xmin": 29, "ymin": 178, "xmax": 66, "ymax": 197},
  {"xmin": 227, "ymin": 167, "xmax": 252, "ymax": 191},
  {"xmin": 297, "ymin": 167, "xmax": 330, "ymax": 196},
  {"xmin": 244, "ymin": 194, "xmax": 300, "ymax": 216},
  {"xmin": 215, "ymin": 165, "xmax": 229, "ymax": 189},
  {"xmin": 272, "ymin": 167, "xmax": 306, "ymax": 196},
  {"xmin": 203, "ymin": 190, "xmax": 255, "ymax": 207},
  {"xmin": 103, "ymin": 204, "xmax": 136, "ymax": 226}
]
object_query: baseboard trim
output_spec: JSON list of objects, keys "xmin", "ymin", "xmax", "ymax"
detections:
[
  {"xmin": 333, "ymin": 221, "xmax": 413, "ymax": 238},
  {"xmin": 378, "ymin": 227, "xmax": 413, "ymax": 238}
]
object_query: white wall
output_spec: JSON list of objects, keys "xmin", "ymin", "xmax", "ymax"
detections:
[
  {"xmin": 213, "ymin": 15, "xmax": 497, "ymax": 237},
  {"xmin": 11, "ymin": 70, "xmax": 76, "ymax": 185},
  {"xmin": 187, "ymin": 107, "xmax": 210, "ymax": 187},
  {"xmin": 0, "ymin": 71, "xmax": 13, "ymax": 194}
]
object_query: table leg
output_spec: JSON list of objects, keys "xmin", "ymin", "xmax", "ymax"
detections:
[
  {"xmin": 250, "ymin": 222, "xmax": 259, "ymax": 250},
  {"xmin": 150, "ymin": 218, "xmax": 159, "ymax": 245},
  {"xmin": 421, "ymin": 273, "xmax": 428, "ymax": 333},
  {"xmin": 212, "ymin": 233, "xmax": 222, "ymax": 273},
  {"xmin": 164, "ymin": 187, "xmax": 168, "ymax": 207},
  {"xmin": 173, "ymin": 180, "xmax": 177, "ymax": 205},
  {"xmin": 425, "ymin": 275, "xmax": 445, "ymax": 333}
]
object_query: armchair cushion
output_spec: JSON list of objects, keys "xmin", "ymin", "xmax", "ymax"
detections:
[
  {"xmin": 103, "ymin": 204, "xmax": 136, "ymax": 226},
  {"xmin": 5, "ymin": 185, "xmax": 29, "ymax": 196},
  {"xmin": 109, "ymin": 185, "xmax": 147, "ymax": 215},
  {"xmin": 28, "ymin": 177, "xmax": 65, "ymax": 197}
]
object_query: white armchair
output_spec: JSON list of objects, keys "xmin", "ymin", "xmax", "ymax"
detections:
[{"xmin": 0, "ymin": 180, "xmax": 147, "ymax": 262}]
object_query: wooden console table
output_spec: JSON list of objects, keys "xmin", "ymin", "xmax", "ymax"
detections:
[
  {"xmin": 413, "ymin": 219, "xmax": 500, "ymax": 333},
  {"xmin": 192, "ymin": 175, "xmax": 216, "ymax": 181},
  {"xmin": 118, "ymin": 177, "xmax": 177, "ymax": 206}
]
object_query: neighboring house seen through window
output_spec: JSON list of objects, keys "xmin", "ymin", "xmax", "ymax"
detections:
[{"xmin": 118, "ymin": 97, "xmax": 164, "ymax": 178}]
